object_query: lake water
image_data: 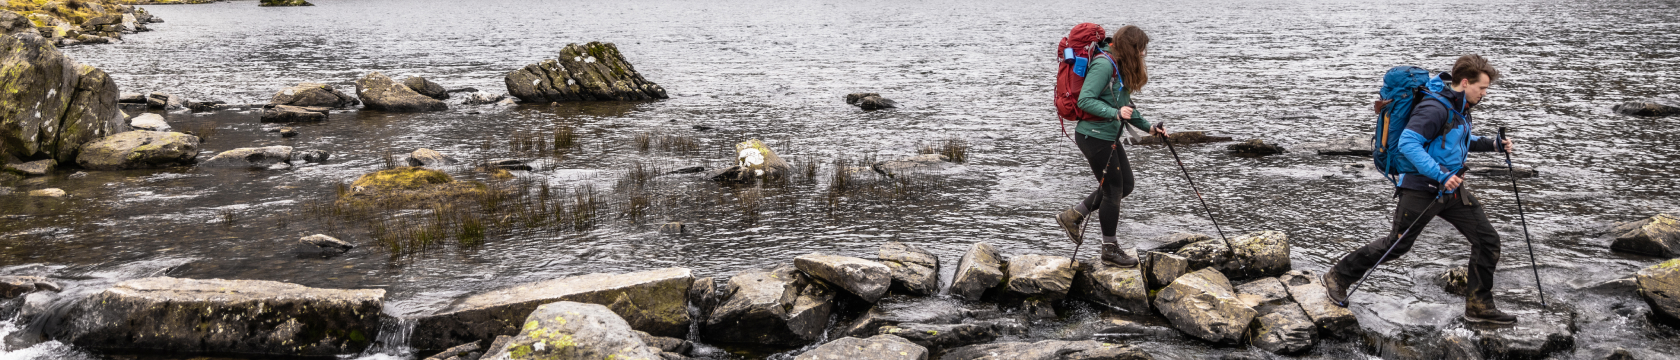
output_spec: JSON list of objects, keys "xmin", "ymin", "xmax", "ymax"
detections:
[{"xmin": 3, "ymin": 0, "xmax": 1679, "ymax": 358}]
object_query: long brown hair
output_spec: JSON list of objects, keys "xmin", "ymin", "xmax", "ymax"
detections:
[{"xmin": 1107, "ymin": 25, "xmax": 1149, "ymax": 94}]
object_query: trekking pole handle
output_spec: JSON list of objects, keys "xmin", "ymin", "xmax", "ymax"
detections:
[{"xmin": 1497, "ymin": 127, "xmax": 1509, "ymax": 154}]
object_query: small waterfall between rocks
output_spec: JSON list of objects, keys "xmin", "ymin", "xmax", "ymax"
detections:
[{"xmin": 355, "ymin": 312, "xmax": 418, "ymax": 360}]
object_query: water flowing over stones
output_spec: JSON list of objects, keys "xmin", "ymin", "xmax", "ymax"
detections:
[
  {"xmin": 794, "ymin": 253, "xmax": 892, "ymax": 303},
  {"xmin": 268, "ymin": 82, "xmax": 359, "ymax": 108},
  {"xmin": 48, "ymin": 277, "xmax": 383, "ymax": 356},
  {"xmin": 200, "ymin": 145, "xmax": 293, "ymax": 169},
  {"xmin": 878, "ymin": 242, "xmax": 940, "ymax": 296},
  {"xmin": 841, "ymin": 296, "xmax": 985, "ymax": 338},
  {"xmin": 703, "ymin": 263, "xmax": 836, "ymax": 346},
  {"xmin": 948, "ymin": 242, "xmax": 1006, "ymax": 300},
  {"xmin": 878, "ymin": 322, "xmax": 1000, "ymax": 350},
  {"xmin": 476, "ymin": 301, "xmax": 663, "ymax": 360},
  {"xmin": 411, "ymin": 267, "xmax": 692, "ymax": 350},
  {"xmin": 1153, "ymin": 268, "xmax": 1255, "ymax": 344},
  {"xmin": 940, "ymin": 340, "xmax": 1153, "ymax": 360},
  {"xmin": 355, "ymin": 71, "xmax": 447, "ymax": 112},
  {"xmin": 1609, "ymin": 214, "xmax": 1680, "ymax": 257},
  {"xmin": 1, "ymin": 30, "xmax": 126, "ymax": 164},
  {"xmin": 0, "ymin": 276, "xmax": 60, "ymax": 299},
  {"xmin": 504, "ymin": 41, "xmax": 668, "ymax": 103},
  {"xmin": 74, "ymin": 130, "xmax": 199, "ymax": 170},
  {"xmin": 795, "ymin": 334, "xmax": 927, "ymax": 360}
]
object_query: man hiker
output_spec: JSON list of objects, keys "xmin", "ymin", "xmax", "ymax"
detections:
[{"xmin": 1322, "ymin": 54, "xmax": 1519, "ymax": 324}]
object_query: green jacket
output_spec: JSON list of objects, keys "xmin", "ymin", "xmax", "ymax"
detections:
[{"xmin": 1075, "ymin": 56, "xmax": 1152, "ymax": 141}]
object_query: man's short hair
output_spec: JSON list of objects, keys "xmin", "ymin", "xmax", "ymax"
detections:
[{"xmin": 1452, "ymin": 54, "xmax": 1500, "ymax": 84}]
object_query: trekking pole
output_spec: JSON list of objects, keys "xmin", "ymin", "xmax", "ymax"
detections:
[
  {"xmin": 1070, "ymin": 127, "xmax": 1128, "ymax": 263},
  {"xmin": 1337, "ymin": 191, "xmax": 1444, "ymax": 307},
  {"xmin": 1154, "ymin": 123, "xmax": 1232, "ymax": 251},
  {"xmin": 1499, "ymin": 127, "xmax": 1548, "ymax": 308}
]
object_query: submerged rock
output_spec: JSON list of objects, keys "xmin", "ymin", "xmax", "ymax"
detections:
[
  {"xmin": 879, "ymin": 322, "xmax": 1000, "ymax": 350},
  {"xmin": 1303, "ymin": 136, "xmax": 1374, "ymax": 156},
  {"xmin": 1437, "ymin": 265, "xmax": 1470, "ymax": 297},
  {"xmin": 411, "ymin": 267, "xmax": 692, "ymax": 350},
  {"xmin": 941, "ymin": 340, "xmax": 1152, "ymax": 360},
  {"xmin": 879, "ymin": 242, "xmax": 940, "ymax": 296},
  {"xmin": 461, "ymin": 91, "xmax": 508, "ymax": 105},
  {"xmin": 1074, "ymin": 257, "xmax": 1151, "ymax": 314},
  {"xmin": 259, "ymin": 104, "xmax": 329, "ymax": 122},
  {"xmin": 406, "ymin": 148, "xmax": 459, "ymax": 167},
  {"xmin": 703, "ymin": 263, "xmax": 836, "ymax": 346},
  {"xmin": 873, "ymin": 154, "xmax": 950, "ymax": 178},
  {"xmin": 269, "ymin": 83, "xmax": 359, "ymax": 108},
  {"xmin": 1, "ymin": 31, "xmax": 127, "ymax": 164},
  {"xmin": 403, "ymin": 76, "xmax": 449, "ymax": 100},
  {"xmin": 1464, "ymin": 160, "xmax": 1537, "ymax": 178},
  {"xmin": 1227, "ymin": 139, "xmax": 1285, "ymax": 156},
  {"xmin": 1152, "ymin": 267, "xmax": 1255, "ymax": 344},
  {"xmin": 1609, "ymin": 214, "xmax": 1680, "ymax": 257},
  {"xmin": 1277, "ymin": 270, "xmax": 1357, "ymax": 335},
  {"xmin": 1636, "ymin": 258, "xmax": 1680, "ymax": 321},
  {"xmin": 27, "ymin": 188, "xmax": 65, "ymax": 197},
  {"xmin": 948, "ymin": 242, "xmax": 1006, "ymax": 300},
  {"xmin": 356, "ymin": 71, "xmax": 447, "ymax": 112},
  {"xmin": 1129, "ymin": 131, "xmax": 1234, "ymax": 145},
  {"xmin": 1466, "ymin": 301, "xmax": 1576, "ymax": 359},
  {"xmin": 299, "ymin": 234, "xmax": 352, "ymax": 253},
  {"xmin": 845, "ymin": 92, "xmax": 897, "ymax": 110},
  {"xmin": 476, "ymin": 301, "xmax": 662, "ymax": 360},
  {"xmin": 74, "ymin": 131, "xmax": 199, "ymax": 170},
  {"xmin": 841, "ymin": 296, "xmax": 981, "ymax": 338},
  {"xmin": 200, "ymin": 146, "xmax": 293, "ymax": 168},
  {"xmin": 50, "ymin": 277, "xmax": 383, "ymax": 356},
  {"xmin": 0, "ymin": 276, "xmax": 60, "ymax": 299},
  {"xmin": 1246, "ymin": 303, "xmax": 1316, "ymax": 354},
  {"xmin": 503, "ymin": 41, "xmax": 668, "ymax": 103},
  {"xmin": 1613, "ymin": 99, "xmax": 1680, "ymax": 117},
  {"xmin": 3, "ymin": 159, "xmax": 54, "ymax": 176},
  {"xmin": 794, "ymin": 253, "xmax": 892, "ymax": 302},
  {"xmin": 795, "ymin": 334, "xmax": 927, "ymax": 360}
]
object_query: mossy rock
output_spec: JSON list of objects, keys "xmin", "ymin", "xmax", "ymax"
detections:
[{"xmin": 351, "ymin": 166, "xmax": 453, "ymax": 190}]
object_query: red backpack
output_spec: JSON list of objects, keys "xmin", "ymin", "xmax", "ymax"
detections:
[{"xmin": 1055, "ymin": 23, "xmax": 1119, "ymax": 136}]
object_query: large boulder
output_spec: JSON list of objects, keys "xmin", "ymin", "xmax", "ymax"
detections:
[
  {"xmin": 1, "ymin": 31, "xmax": 127, "ymax": 164},
  {"xmin": 268, "ymin": 83, "xmax": 359, "ymax": 108},
  {"xmin": 1613, "ymin": 99, "xmax": 1680, "ymax": 117},
  {"xmin": 200, "ymin": 146, "xmax": 293, "ymax": 169},
  {"xmin": 1151, "ymin": 268, "xmax": 1255, "ymax": 344},
  {"xmin": 403, "ymin": 76, "xmax": 449, "ymax": 100},
  {"xmin": 1003, "ymin": 254, "xmax": 1075, "ymax": 301},
  {"xmin": 948, "ymin": 242, "xmax": 1006, "ymax": 300},
  {"xmin": 1637, "ymin": 258, "xmax": 1680, "ymax": 321},
  {"xmin": 411, "ymin": 267, "xmax": 692, "ymax": 350},
  {"xmin": 1073, "ymin": 257, "xmax": 1150, "ymax": 314},
  {"xmin": 879, "ymin": 242, "xmax": 940, "ymax": 296},
  {"xmin": 74, "ymin": 131, "xmax": 199, "ymax": 170},
  {"xmin": 476, "ymin": 301, "xmax": 662, "ymax": 360},
  {"xmin": 48, "ymin": 277, "xmax": 383, "ymax": 356},
  {"xmin": 941, "ymin": 340, "xmax": 1152, "ymax": 360},
  {"xmin": 1246, "ymin": 303, "xmax": 1317, "ymax": 354},
  {"xmin": 1277, "ymin": 270, "xmax": 1358, "ymax": 335},
  {"xmin": 704, "ymin": 264, "xmax": 836, "ymax": 346},
  {"xmin": 1174, "ymin": 231, "xmax": 1291, "ymax": 281},
  {"xmin": 795, "ymin": 253, "xmax": 892, "ymax": 303},
  {"xmin": 355, "ymin": 71, "xmax": 447, "ymax": 112},
  {"xmin": 1609, "ymin": 214, "xmax": 1680, "ymax": 257},
  {"xmin": 795, "ymin": 334, "xmax": 927, "ymax": 360},
  {"xmin": 503, "ymin": 41, "xmax": 667, "ymax": 103}
]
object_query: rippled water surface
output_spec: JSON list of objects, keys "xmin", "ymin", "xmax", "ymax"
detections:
[{"xmin": 4, "ymin": 0, "xmax": 1679, "ymax": 358}]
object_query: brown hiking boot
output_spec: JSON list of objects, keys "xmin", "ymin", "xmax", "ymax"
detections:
[
  {"xmin": 1101, "ymin": 242, "xmax": 1138, "ymax": 267},
  {"xmin": 1464, "ymin": 300, "xmax": 1518, "ymax": 325},
  {"xmin": 1322, "ymin": 271, "xmax": 1350, "ymax": 307},
  {"xmin": 1056, "ymin": 208, "xmax": 1085, "ymax": 246}
]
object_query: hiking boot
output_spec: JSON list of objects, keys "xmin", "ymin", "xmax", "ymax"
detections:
[
  {"xmin": 1101, "ymin": 242, "xmax": 1138, "ymax": 267},
  {"xmin": 1464, "ymin": 301, "xmax": 1518, "ymax": 325},
  {"xmin": 1322, "ymin": 271, "xmax": 1350, "ymax": 307},
  {"xmin": 1055, "ymin": 208, "xmax": 1085, "ymax": 246}
]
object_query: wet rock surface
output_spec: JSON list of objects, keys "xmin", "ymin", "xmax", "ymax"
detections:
[
  {"xmin": 794, "ymin": 253, "xmax": 892, "ymax": 302},
  {"xmin": 127, "ymin": 112, "xmax": 169, "ymax": 131},
  {"xmin": 841, "ymin": 295, "xmax": 985, "ymax": 337},
  {"xmin": 2, "ymin": 31, "xmax": 127, "ymax": 164},
  {"xmin": 200, "ymin": 145, "xmax": 293, "ymax": 168},
  {"xmin": 411, "ymin": 267, "xmax": 692, "ymax": 350},
  {"xmin": 879, "ymin": 321, "xmax": 1000, "ymax": 350},
  {"xmin": 845, "ymin": 92, "xmax": 897, "ymax": 110},
  {"xmin": 948, "ymin": 242, "xmax": 1006, "ymax": 300},
  {"xmin": 941, "ymin": 340, "xmax": 1152, "ymax": 360},
  {"xmin": 1636, "ymin": 258, "xmax": 1680, "ymax": 320},
  {"xmin": 873, "ymin": 154, "xmax": 950, "ymax": 178},
  {"xmin": 1226, "ymin": 139, "xmax": 1285, "ymax": 156},
  {"xmin": 356, "ymin": 71, "xmax": 447, "ymax": 112},
  {"xmin": 1246, "ymin": 303, "xmax": 1316, "ymax": 354},
  {"xmin": 1175, "ymin": 231, "xmax": 1291, "ymax": 281},
  {"xmin": 504, "ymin": 41, "xmax": 667, "ymax": 103},
  {"xmin": 3, "ymin": 159, "xmax": 54, "ymax": 176},
  {"xmin": 259, "ymin": 104, "xmax": 329, "ymax": 122},
  {"xmin": 1074, "ymin": 257, "xmax": 1151, "ymax": 314},
  {"xmin": 1612, "ymin": 99, "xmax": 1680, "ymax": 117},
  {"xmin": 1277, "ymin": 270, "xmax": 1357, "ymax": 335},
  {"xmin": 0, "ymin": 276, "xmax": 60, "ymax": 299},
  {"xmin": 404, "ymin": 76, "xmax": 449, "ymax": 100},
  {"xmin": 269, "ymin": 82, "xmax": 359, "ymax": 108},
  {"xmin": 1143, "ymin": 250, "xmax": 1190, "ymax": 289},
  {"xmin": 1234, "ymin": 277, "xmax": 1291, "ymax": 308},
  {"xmin": 299, "ymin": 234, "xmax": 352, "ymax": 253},
  {"xmin": 407, "ymin": 148, "xmax": 459, "ymax": 167},
  {"xmin": 1438, "ymin": 265, "xmax": 1470, "ymax": 297},
  {"xmin": 1609, "ymin": 214, "xmax": 1680, "ymax": 257},
  {"xmin": 1152, "ymin": 267, "xmax": 1255, "ymax": 344},
  {"xmin": 49, "ymin": 277, "xmax": 384, "ymax": 356},
  {"xmin": 1003, "ymin": 254, "xmax": 1075, "ymax": 301},
  {"xmin": 703, "ymin": 263, "xmax": 835, "ymax": 346},
  {"xmin": 878, "ymin": 242, "xmax": 940, "ymax": 296},
  {"xmin": 795, "ymin": 334, "xmax": 927, "ymax": 360},
  {"xmin": 74, "ymin": 131, "xmax": 199, "ymax": 170},
  {"xmin": 477, "ymin": 301, "xmax": 662, "ymax": 360}
]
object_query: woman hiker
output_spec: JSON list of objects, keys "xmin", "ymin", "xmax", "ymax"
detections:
[{"xmin": 1056, "ymin": 25, "xmax": 1167, "ymax": 267}]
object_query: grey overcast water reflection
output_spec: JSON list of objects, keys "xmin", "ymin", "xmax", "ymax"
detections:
[{"xmin": 3, "ymin": 0, "xmax": 1679, "ymax": 359}]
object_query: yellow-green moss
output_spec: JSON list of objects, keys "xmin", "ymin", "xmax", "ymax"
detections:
[{"xmin": 351, "ymin": 167, "xmax": 453, "ymax": 190}]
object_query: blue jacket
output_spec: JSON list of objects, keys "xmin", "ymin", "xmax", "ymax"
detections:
[{"xmin": 1395, "ymin": 73, "xmax": 1499, "ymax": 193}]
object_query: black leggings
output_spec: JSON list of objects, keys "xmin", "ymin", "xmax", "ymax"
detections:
[{"xmin": 1075, "ymin": 133, "xmax": 1135, "ymax": 237}]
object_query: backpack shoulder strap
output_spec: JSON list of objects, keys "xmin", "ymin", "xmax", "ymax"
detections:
[{"xmin": 1093, "ymin": 52, "xmax": 1124, "ymax": 91}]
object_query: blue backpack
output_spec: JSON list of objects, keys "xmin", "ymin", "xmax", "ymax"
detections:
[{"xmin": 1372, "ymin": 66, "xmax": 1454, "ymax": 184}]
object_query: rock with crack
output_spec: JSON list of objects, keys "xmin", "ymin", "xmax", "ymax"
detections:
[
  {"xmin": 947, "ymin": 242, "xmax": 1006, "ymax": 300},
  {"xmin": 1073, "ymin": 257, "xmax": 1151, "ymax": 314},
  {"xmin": 1003, "ymin": 254, "xmax": 1075, "ymax": 301},
  {"xmin": 2, "ymin": 31, "xmax": 128, "ymax": 164},
  {"xmin": 476, "ymin": 301, "xmax": 663, "ymax": 360},
  {"xmin": 878, "ymin": 241, "xmax": 940, "ymax": 296},
  {"xmin": 355, "ymin": 71, "xmax": 447, "ymax": 112},
  {"xmin": 1277, "ymin": 270, "xmax": 1358, "ymax": 336},
  {"xmin": 1234, "ymin": 277, "xmax": 1292, "ymax": 308},
  {"xmin": 1144, "ymin": 251, "xmax": 1190, "ymax": 289},
  {"xmin": 1174, "ymin": 230, "xmax": 1291, "ymax": 281},
  {"xmin": 410, "ymin": 268, "xmax": 692, "ymax": 350},
  {"xmin": 794, "ymin": 253, "xmax": 892, "ymax": 303},
  {"xmin": 703, "ymin": 264, "xmax": 836, "ymax": 347},
  {"xmin": 1246, "ymin": 303, "xmax": 1316, "ymax": 354},
  {"xmin": 504, "ymin": 42, "xmax": 667, "ymax": 103},
  {"xmin": 794, "ymin": 334, "xmax": 927, "ymax": 360},
  {"xmin": 1152, "ymin": 267, "xmax": 1255, "ymax": 344},
  {"xmin": 49, "ymin": 277, "xmax": 383, "ymax": 356}
]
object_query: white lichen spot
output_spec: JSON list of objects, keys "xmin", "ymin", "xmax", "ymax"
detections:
[
  {"xmin": 739, "ymin": 148, "xmax": 765, "ymax": 166},
  {"xmin": 573, "ymin": 56, "xmax": 582, "ymax": 62},
  {"xmin": 283, "ymin": 89, "xmax": 295, "ymax": 96},
  {"xmin": 46, "ymin": 88, "xmax": 56, "ymax": 97},
  {"xmin": 585, "ymin": 56, "xmax": 596, "ymax": 63},
  {"xmin": 755, "ymin": 169, "xmax": 764, "ymax": 176},
  {"xmin": 533, "ymin": 341, "xmax": 546, "ymax": 352},
  {"xmin": 532, "ymin": 79, "xmax": 541, "ymax": 86},
  {"xmin": 566, "ymin": 79, "xmax": 575, "ymax": 86}
]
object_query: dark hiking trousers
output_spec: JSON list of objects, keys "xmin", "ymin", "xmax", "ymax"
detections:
[
  {"xmin": 1331, "ymin": 188, "xmax": 1503, "ymax": 305},
  {"xmin": 1075, "ymin": 132, "xmax": 1135, "ymax": 237}
]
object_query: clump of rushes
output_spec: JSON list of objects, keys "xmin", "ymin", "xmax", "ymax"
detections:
[
  {"xmin": 941, "ymin": 138, "xmax": 968, "ymax": 163},
  {"xmin": 553, "ymin": 126, "xmax": 577, "ymax": 150},
  {"xmin": 634, "ymin": 133, "xmax": 652, "ymax": 152}
]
